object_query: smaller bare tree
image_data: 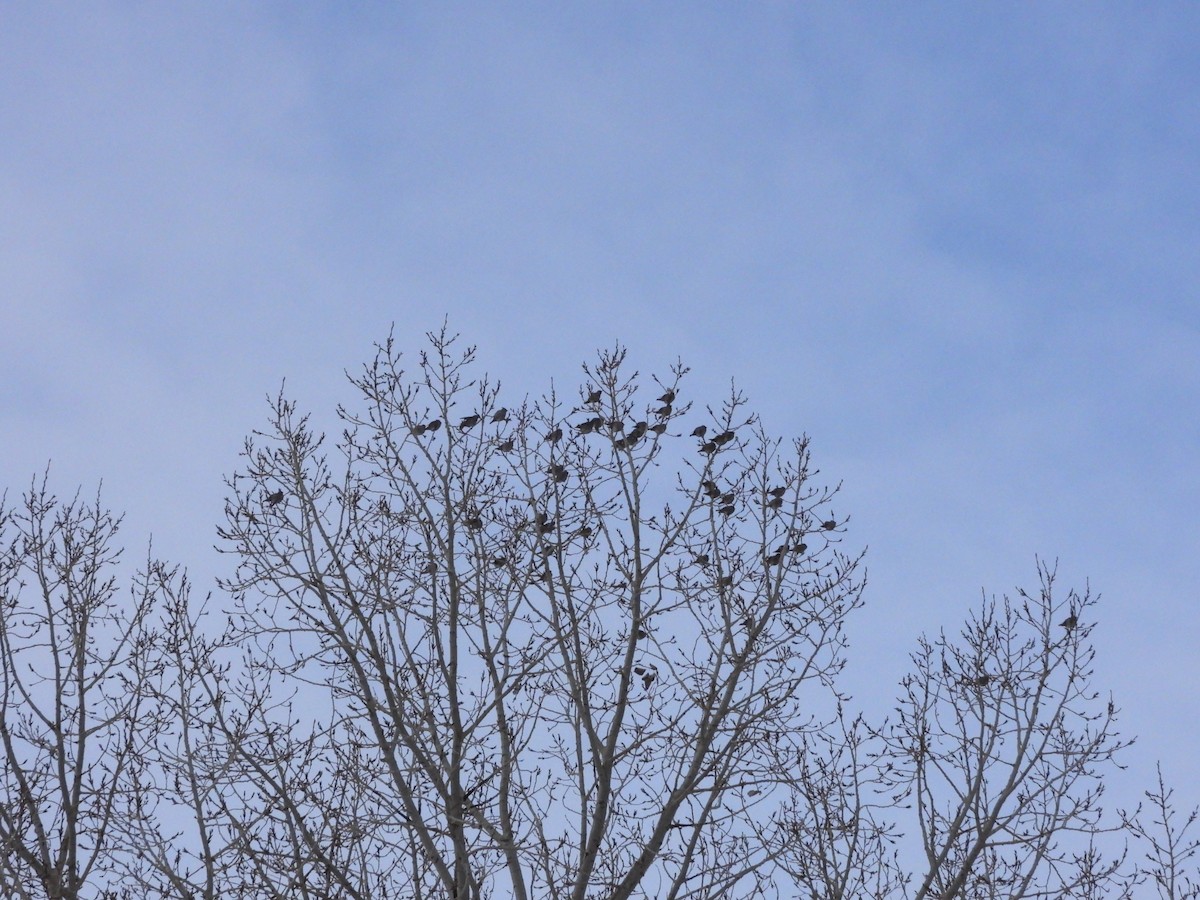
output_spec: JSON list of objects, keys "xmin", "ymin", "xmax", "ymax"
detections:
[
  {"xmin": 1125, "ymin": 765, "xmax": 1200, "ymax": 900},
  {"xmin": 0, "ymin": 474, "xmax": 161, "ymax": 900},
  {"xmin": 878, "ymin": 561, "xmax": 1135, "ymax": 900}
]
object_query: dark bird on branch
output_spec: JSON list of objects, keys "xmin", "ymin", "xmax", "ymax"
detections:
[
  {"xmin": 266, "ymin": 490, "xmax": 284, "ymax": 506},
  {"xmin": 608, "ymin": 420, "xmax": 625, "ymax": 433},
  {"xmin": 691, "ymin": 425, "xmax": 707, "ymax": 438},
  {"xmin": 713, "ymin": 430, "xmax": 735, "ymax": 445},
  {"xmin": 426, "ymin": 419, "xmax": 442, "ymax": 433},
  {"xmin": 545, "ymin": 427, "xmax": 563, "ymax": 444},
  {"xmin": 699, "ymin": 441, "xmax": 717, "ymax": 455},
  {"xmin": 658, "ymin": 390, "xmax": 676, "ymax": 404},
  {"xmin": 497, "ymin": 438, "xmax": 515, "ymax": 452},
  {"xmin": 768, "ymin": 497, "xmax": 783, "ymax": 509},
  {"xmin": 550, "ymin": 464, "xmax": 569, "ymax": 483},
  {"xmin": 459, "ymin": 415, "xmax": 481, "ymax": 430},
  {"xmin": 702, "ymin": 480, "xmax": 721, "ymax": 498},
  {"xmin": 465, "ymin": 515, "xmax": 483, "ymax": 530},
  {"xmin": 586, "ymin": 389, "xmax": 602, "ymax": 405},
  {"xmin": 421, "ymin": 560, "xmax": 437, "ymax": 576},
  {"xmin": 654, "ymin": 404, "xmax": 672, "ymax": 418},
  {"xmin": 1060, "ymin": 614, "xmax": 1078, "ymax": 630},
  {"xmin": 575, "ymin": 418, "xmax": 599, "ymax": 434},
  {"xmin": 768, "ymin": 487, "xmax": 786, "ymax": 499},
  {"xmin": 822, "ymin": 520, "xmax": 837, "ymax": 531},
  {"xmin": 649, "ymin": 422, "xmax": 667, "ymax": 435},
  {"xmin": 491, "ymin": 408, "xmax": 508, "ymax": 423},
  {"xmin": 718, "ymin": 504, "xmax": 735, "ymax": 517}
]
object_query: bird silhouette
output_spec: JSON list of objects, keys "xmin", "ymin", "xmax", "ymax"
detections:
[
  {"xmin": 608, "ymin": 420, "xmax": 625, "ymax": 433},
  {"xmin": 699, "ymin": 441, "xmax": 717, "ymax": 455},
  {"xmin": 586, "ymin": 389, "xmax": 602, "ymax": 405},
  {"xmin": 822, "ymin": 520, "xmax": 837, "ymax": 531},
  {"xmin": 694, "ymin": 553, "xmax": 710, "ymax": 566},
  {"xmin": 649, "ymin": 422, "xmax": 667, "ymax": 435},
  {"xmin": 546, "ymin": 427, "xmax": 563, "ymax": 444},
  {"xmin": 266, "ymin": 490, "xmax": 284, "ymax": 506},
  {"xmin": 691, "ymin": 425, "xmax": 707, "ymax": 438},
  {"xmin": 791, "ymin": 542, "xmax": 808, "ymax": 555},
  {"xmin": 702, "ymin": 480, "xmax": 721, "ymax": 498},
  {"xmin": 498, "ymin": 438, "xmax": 515, "ymax": 452},
  {"xmin": 768, "ymin": 497, "xmax": 783, "ymax": 509},
  {"xmin": 658, "ymin": 390, "xmax": 676, "ymax": 404},
  {"xmin": 768, "ymin": 487, "xmax": 786, "ymax": 499},
  {"xmin": 412, "ymin": 423, "xmax": 427, "ymax": 436},
  {"xmin": 491, "ymin": 408, "xmax": 508, "ymax": 423},
  {"xmin": 421, "ymin": 560, "xmax": 437, "ymax": 576},
  {"xmin": 465, "ymin": 514, "xmax": 483, "ymax": 530},
  {"xmin": 654, "ymin": 404, "xmax": 672, "ymax": 418},
  {"xmin": 718, "ymin": 504, "xmax": 735, "ymax": 517},
  {"xmin": 550, "ymin": 464, "xmax": 569, "ymax": 483},
  {"xmin": 713, "ymin": 430, "xmax": 735, "ymax": 445},
  {"xmin": 575, "ymin": 418, "xmax": 598, "ymax": 434},
  {"xmin": 719, "ymin": 492, "xmax": 735, "ymax": 504},
  {"xmin": 1059, "ymin": 614, "xmax": 1078, "ymax": 630},
  {"xmin": 459, "ymin": 415, "xmax": 481, "ymax": 431},
  {"xmin": 426, "ymin": 419, "xmax": 442, "ymax": 433},
  {"xmin": 765, "ymin": 547, "xmax": 784, "ymax": 565}
]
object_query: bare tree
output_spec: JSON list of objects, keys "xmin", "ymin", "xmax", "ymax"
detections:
[
  {"xmin": 196, "ymin": 328, "xmax": 865, "ymax": 899},
  {"xmin": 0, "ymin": 474, "xmax": 160, "ymax": 900},
  {"xmin": 878, "ymin": 562, "xmax": 1135, "ymax": 900}
]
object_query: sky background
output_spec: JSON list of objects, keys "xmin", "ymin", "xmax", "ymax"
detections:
[{"xmin": 2, "ymin": 3, "xmax": 1197, "ymax": 818}]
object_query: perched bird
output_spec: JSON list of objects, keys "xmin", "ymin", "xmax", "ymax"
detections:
[
  {"xmin": 266, "ymin": 490, "xmax": 284, "ymax": 506},
  {"xmin": 491, "ymin": 408, "xmax": 508, "ymax": 423},
  {"xmin": 691, "ymin": 425, "xmax": 708, "ymax": 438},
  {"xmin": 421, "ymin": 560, "xmax": 437, "ymax": 576},
  {"xmin": 649, "ymin": 422, "xmax": 667, "ymax": 435},
  {"xmin": 822, "ymin": 520, "xmax": 837, "ymax": 531},
  {"xmin": 694, "ymin": 553, "xmax": 710, "ymax": 566},
  {"xmin": 718, "ymin": 575, "xmax": 734, "ymax": 588},
  {"xmin": 636, "ymin": 628, "xmax": 648, "ymax": 639},
  {"xmin": 702, "ymin": 480, "xmax": 721, "ymax": 498},
  {"xmin": 658, "ymin": 390, "xmax": 676, "ymax": 404},
  {"xmin": 575, "ymin": 418, "xmax": 598, "ymax": 434},
  {"xmin": 768, "ymin": 497, "xmax": 783, "ymax": 510},
  {"xmin": 491, "ymin": 556, "xmax": 508, "ymax": 568},
  {"xmin": 546, "ymin": 427, "xmax": 563, "ymax": 444},
  {"xmin": 608, "ymin": 420, "xmax": 625, "ymax": 433},
  {"xmin": 713, "ymin": 429, "xmax": 735, "ymax": 445},
  {"xmin": 585, "ymin": 388, "xmax": 602, "ymax": 405},
  {"xmin": 654, "ymin": 404, "xmax": 672, "ymax": 418},
  {"xmin": 550, "ymin": 464, "xmax": 569, "ymax": 483},
  {"xmin": 791, "ymin": 542, "xmax": 808, "ymax": 555},
  {"xmin": 426, "ymin": 419, "xmax": 442, "ymax": 433},
  {"xmin": 459, "ymin": 414, "xmax": 481, "ymax": 431},
  {"xmin": 765, "ymin": 547, "xmax": 784, "ymax": 566},
  {"xmin": 718, "ymin": 504, "xmax": 735, "ymax": 517},
  {"xmin": 411, "ymin": 423, "xmax": 427, "ymax": 436},
  {"xmin": 768, "ymin": 487, "xmax": 786, "ymax": 499},
  {"xmin": 465, "ymin": 514, "xmax": 483, "ymax": 530},
  {"xmin": 628, "ymin": 421, "xmax": 647, "ymax": 441},
  {"xmin": 719, "ymin": 492, "xmax": 735, "ymax": 504},
  {"xmin": 1059, "ymin": 614, "xmax": 1078, "ymax": 630},
  {"xmin": 498, "ymin": 438, "xmax": 515, "ymax": 452},
  {"xmin": 972, "ymin": 674, "xmax": 991, "ymax": 687},
  {"xmin": 699, "ymin": 441, "xmax": 717, "ymax": 455}
]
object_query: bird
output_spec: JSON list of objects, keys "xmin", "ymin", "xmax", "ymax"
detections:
[
  {"xmin": 791, "ymin": 542, "xmax": 808, "ymax": 555},
  {"xmin": 575, "ymin": 418, "xmax": 598, "ymax": 434},
  {"xmin": 822, "ymin": 520, "xmax": 837, "ymax": 531},
  {"xmin": 546, "ymin": 427, "xmax": 563, "ymax": 444},
  {"xmin": 266, "ymin": 490, "xmax": 284, "ymax": 506},
  {"xmin": 491, "ymin": 556, "xmax": 508, "ymax": 568},
  {"xmin": 498, "ymin": 438, "xmax": 515, "ymax": 452},
  {"xmin": 702, "ymin": 480, "xmax": 721, "ymax": 498},
  {"xmin": 491, "ymin": 408, "xmax": 508, "ymax": 423},
  {"xmin": 768, "ymin": 487, "xmax": 786, "ymax": 499},
  {"xmin": 608, "ymin": 420, "xmax": 625, "ymax": 433},
  {"xmin": 459, "ymin": 414, "xmax": 481, "ymax": 431},
  {"xmin": 1059, "ymin": 614, "xmax": 1078, "ymax": 630},
  {"xmin": 465, "ymin": 514, "xmax": 483, "ymax": 530},
  {"xmin": 691, "ymin": 425, "xmax": 707, "ymax": 438},
  {"xmin": 421, "ymin": 560, "xmax": 437, "ymax": 576},
  {"xmin": 719, "ymin": 492, "xmax": 735, "ymax": 504},
  {"xmin": 713, "ymin": 430, "xmax": 735, "ymax": 445},
  {"xmin": 658, "ymin": 389, "xmax": 676, "ymax": 404},
  {"xmin": 699, "ymin": 441, "xmax": 717, "ymax": 455},
  {"xmin": 718, "ymin": 504, "xmax": 735, "ymax": 517},
  {"xmin": 654, "ymin": 404, "xmax": 672, "ymax": 418},
  {"xmin": 765, "ymin": 547, "xmax": 784, "ymax": 566},
  {"xmin": 768, "ymin": 497, "xmax": 783, "ymax": 510},
  {"xmin": 649, "ymin": 422, "xmax": 667, "ymax": 435},
  {"xmin": 694, "ymin": 553, "xmax": 710, "ymax": 566},
  {"xmin": 426, "ymin": 419, "xmax": 442, "ymax": 433},
  {"xmin": 550, "ymin": 464, "xmax": 569, "ymax": 483},
  {"xmin": 411, "ymin": 423, "xmax": 427, "ymax": 436},
  {"xmin": 973, "ymin": 674, "xmax": 991, "ymax": 687},
  {"xmin": 585, "ymin": 388, "xmax": 602, "ymax": 405}
]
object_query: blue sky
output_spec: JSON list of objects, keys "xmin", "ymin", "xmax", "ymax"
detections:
[{"xmin": 2, "ymin": 4, "xmax": 1197, "ymax": 812}]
